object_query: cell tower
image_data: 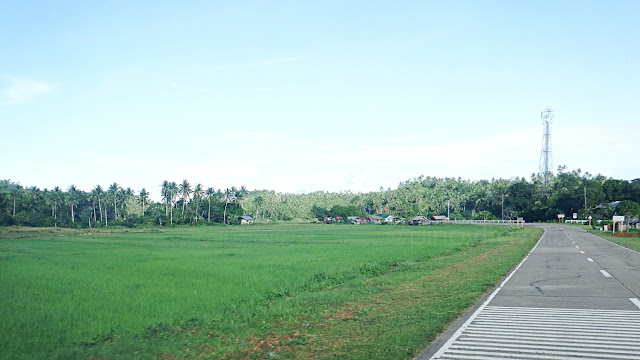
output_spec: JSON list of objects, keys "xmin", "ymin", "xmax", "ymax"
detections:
[{"xmin": 539, "ymin": 108, "xmax": 554, "ymax": 190}]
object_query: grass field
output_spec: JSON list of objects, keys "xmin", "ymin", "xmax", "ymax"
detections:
[
  {"xmin": 0, "ymin": 224, "xmax": 542, "ymax": 359},
  {"xmin": 586, "ymin": 227, "xmax": 640, "ymax": 253}
]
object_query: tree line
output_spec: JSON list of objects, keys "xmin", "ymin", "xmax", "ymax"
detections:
[
  {"xmin": 0, "ymin": 180, "xmax": 246, "ymax": 227},
  {"xmin": 1, "ymin": 167, "xmax": 639, "ymax": 228}
]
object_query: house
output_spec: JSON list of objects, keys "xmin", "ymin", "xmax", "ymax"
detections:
[
  {"xmin": 376, "ymin": 214, "xmax": 396, "ymax": 224},
  {"xmin": 369, "ymin": 215, "xmax": 383, "ymax": 224},
  {"xmin": 594, "ymin": 201, "xmax": 621, "ymax": 210},
  {"xmin": 431, "ymin": 215, "xmax": 448, "ymax": 222},
  {"xmin": 347, "ymin": 216, "xmax": 361, "ymax": 225},
  {"xmin": 239, "ymin": 215, "xmax": 254, "ymax": 225},
  {"xmin": 409, "ymin": 216, "xmax": 428, "ymax": 226},
  {"xmin": 325, "ymin": 217, "xmax": 338, "ymax": 224}
]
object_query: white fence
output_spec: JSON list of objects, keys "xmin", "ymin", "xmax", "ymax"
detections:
[{"xmin": 449, "ymin": 220, "xmax": 525, "ymax": 224}]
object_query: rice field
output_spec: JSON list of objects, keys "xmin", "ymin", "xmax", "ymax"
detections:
[{"xmin": 0, "ymin": 224, "xmax": 542, "ymax": 359}]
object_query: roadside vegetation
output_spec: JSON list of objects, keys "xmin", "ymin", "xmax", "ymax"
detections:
[
  {"xmin": 0, "ymin": 224, "xmax": 542, "ymax": 359},
  {"xmin": 585, "ymin": 226, "xmax": 640, "ymax": 253}
]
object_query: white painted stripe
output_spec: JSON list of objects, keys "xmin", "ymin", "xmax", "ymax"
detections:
[
  {"xmin": 465, "ymin": 328, "xmax": 640, "ymax": 340},
  {"xmin": 631, "ymin": 298, "xmax": 640, "ymax": 310},
  {"xmin": 453, "ymin": 340, "xmax": 640, "ymax": 353},
  {"xmin": 433, "ymin": 305, "xmax": 640, "ymax": 359},
  {"xmin": 580, "ymin": 250, "xmax": 585, "ymax": 253},
  {"xmin": 600, "ymin": 269, "xmax": 612, "ymax": 277},
  {"xmin": 474, "ymin": 317, "xmax": 640, "ymax": 327},
  {"xmin": 484, "ymin": 305, "xmax": 640, "ymax": 314},
  {"xmin": 447, "ymin": 344, "xmax": 640, "ymax": 359},
  {"xmin": 470, "ymin": 322, "xmax": 640, "ymax": 332},
  {"xmin": 575, "ymin": 245, "xmax": 580, "ymax": 248},
  {"xmin": 463, "ymin": 332, "xmax": 640, "ymax": 346},
  {"xmin": 588, "ymin": 257, "xmax": 594, "ymax": 262},
  {"xmin": 443, "ymin": 348, "xmax": 640, "ymax": 360},
  {"xmin": 428, "ymin": 229, "xmax": 546, "ymax": 360}
]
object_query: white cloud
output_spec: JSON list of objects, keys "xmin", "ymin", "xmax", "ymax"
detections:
[{"xmin": 0, "ymin": 76, "xmax": 56, "ymax": 105}]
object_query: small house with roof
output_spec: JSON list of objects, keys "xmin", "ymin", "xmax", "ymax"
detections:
[{"xmin": 239, "ymin": 215, "xmax": 254, "ymax": 225}]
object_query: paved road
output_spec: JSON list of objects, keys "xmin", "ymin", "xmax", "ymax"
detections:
[{"xmin": 419, "ymin": 224, "xmax": 640, "ymax": 359}]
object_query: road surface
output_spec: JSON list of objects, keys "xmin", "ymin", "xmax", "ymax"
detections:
[{"xmin": 418, "ymin": 224, "xmax": 640, "ymax": 359}]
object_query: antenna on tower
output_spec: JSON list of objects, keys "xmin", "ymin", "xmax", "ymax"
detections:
[{"xmin": 539, "ymin": 108, "xmax": 554, "ymax": 191}]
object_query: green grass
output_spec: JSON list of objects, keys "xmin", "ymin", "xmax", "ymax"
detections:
[
  {"xmin": 0, "ymin": 224, "xmax": 542, "ymax": 359},
  {"xmin": 586, "ymin": 227, "xmax": 640, "ymax": 253}
]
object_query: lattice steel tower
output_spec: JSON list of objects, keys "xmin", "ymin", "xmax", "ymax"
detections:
[{"xmin": 539, "ymin": 108, "xmax": 554, "ymax": 190}]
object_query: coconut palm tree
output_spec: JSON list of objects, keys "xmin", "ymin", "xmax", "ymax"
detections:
[
  {"xmin": 50, "ymin": 186, "xmax": 62, "ymax": 227},
  {"xmin": 108, "ymin": 183, "xmax": 121, "ymax": 221},
  {"xmin": 139, "ymin": 188, "xmax": 149, "ymax": 216},
  {"xmin": 178, "ymin": 179, "xmax": 192, "ymax": 217},
  {"xmin": 93, "ymin": 185, "xmax": 104, "ymax": 225},
  {"xmin": 253, "ymin": 195, "xmax": 264, "ymax": 220},
  {"xmin": 67, "ymin": 184, "xmax": 78, "ymax": 225},
  {"xmin": 192, "ymin": 183, "xmax": 203, "ymax": 222},
  {"xmin": 205, "ymin": 187, "xmax": 215, "ymax": 222},
  {"xmin": 168, "ymin": 181, "xmax": 178, "ymax": 225},
  {"xmin": 221, "ymin": 188, "xmax": 236, "ymax": 225},
  {"xmin": 161, "ymin": 180, "xmax": 170, "ymax": 216}
]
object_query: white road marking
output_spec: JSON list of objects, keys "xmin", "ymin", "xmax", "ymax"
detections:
[
  {"xmin": 587, "ymin": 258, "xmax": 594, "ymax": 262},
  {"xmin": 575, "ymin": 245, "xmax": 580, "ymax": 249},
  {"xmin": 630, "ymin": 298, "xmax": 640, "ymax": 310},
  {"xmin": 600, "ymin": 270, "xmax": 612, "ymax": 278},
  {"xmin": 431, "ymin": 306, "xmax": 640, "ymax": 359},
  {"xmin": 580, "ymin": 251, "xmax": 585, "ymax": 254}
]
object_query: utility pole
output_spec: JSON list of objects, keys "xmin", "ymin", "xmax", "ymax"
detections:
[
  {"xmin": 501, "ymin": 193, "xmax": 505, "ymax": 220},
  {"xmin": 447, "ymin": 199, "xmax": 450, "ymax": 220},
  {"xmin": 584, "ymin": 186, "xmax": 587, "ymax": 209}
]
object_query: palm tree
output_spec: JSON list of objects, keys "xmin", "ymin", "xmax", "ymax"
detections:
[
  {"xmin": 139, "ymin": 188, "xmax": 149, "ymax": 216},
  {"xmin": 108, "ymin": 183, "xmax": 121, "ymax": 221},
  {"xmin": 192, "ymin": 183, "xmax": 203, "ymax": 222},
  {"xmin": 205, "ymin": 187, "xmax": 215, "ymax": 222},
  {"xmin": 178, "ymin": 179, "xmax": 192, "ymax": 216},
  {"xmin": 120, "ymin": 187, "xmax": 133, "ymax": 219},
  {"xmin": 67, "ymin": 184, "xmax": 78, "ymax": 225},
  {"xmin": 161, "ymin": 180, "xmax": 170, "ymax": 216},
  {"xmin": 5, "ymin": 182, "xmax": 22, "ymax": 217},
  {"xmin": 221, "ymin": 188, "xmax": 236, "ymax": 225},
  {"xmin": 93, "ymin": 185, "xmax": 104, "ymax": 225},
  {"xmin": 253, "ymin": 195, "xmax": 264, "ymax": 220},
  {"xmin": 51, "ymin": 186, "xmax": 62, "ymax": 227},
  {"xmin": 168, "ymin": 181, "xmax": 178, "ymax": 225}
]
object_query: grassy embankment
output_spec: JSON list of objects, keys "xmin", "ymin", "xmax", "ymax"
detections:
[
  {"xmin": 585, "ymin": 226, "xmax": 640, "ymax": 253},
  {"xmin": 0, "ymin": 224, "xmax": 542, "ymax": 359}
]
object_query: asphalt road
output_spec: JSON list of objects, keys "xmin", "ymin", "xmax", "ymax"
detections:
[{"xmin": 418, "ymin": 224, "xmax": 640, "ymax": 359}]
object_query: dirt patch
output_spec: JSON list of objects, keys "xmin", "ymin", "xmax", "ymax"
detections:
[
  {"xmin": 241, "ymin": 330, "xmax": 314, "ymax": 358},
  {"xmin": 616, "ymin": 232, "xmax": 639, "ymax": 237}
]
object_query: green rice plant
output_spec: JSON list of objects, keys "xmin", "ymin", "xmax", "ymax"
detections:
[{"xmin": 0, "ymin": 224, "xmax": 540, "ymax": 359}]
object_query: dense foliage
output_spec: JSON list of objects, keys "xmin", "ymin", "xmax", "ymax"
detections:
[{"xmin": 1, "ymin": 167, "xmax": 639, "ymax": 227}]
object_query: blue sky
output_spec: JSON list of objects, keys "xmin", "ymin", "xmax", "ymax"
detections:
[{"xmin": 1, "ymin": 1, "xmax": 638, "ymax": 200}]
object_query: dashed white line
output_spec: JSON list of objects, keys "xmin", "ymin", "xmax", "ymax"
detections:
[
  {"xmin": 587, "ymin": 258, "xmax": 594, "ymax": 262},
  {"xmin": 600, "ymin": 270, "xmax": 612, "ymax": 278},
  {"xmin": 630, "ymin": 298, "xmax": 640, "ymax": 310},
  {"xmin": 580, "ymin": 251, "xmax": 585, "ymax": 254},
  {"xmin": 575, "ymin": 245, "xmax": 580, "ymax": 249}
]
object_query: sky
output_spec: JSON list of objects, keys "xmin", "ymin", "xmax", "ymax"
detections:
[{"xmin": 1, "ymin": 1, "xmax": 638, "ymax": 201}]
